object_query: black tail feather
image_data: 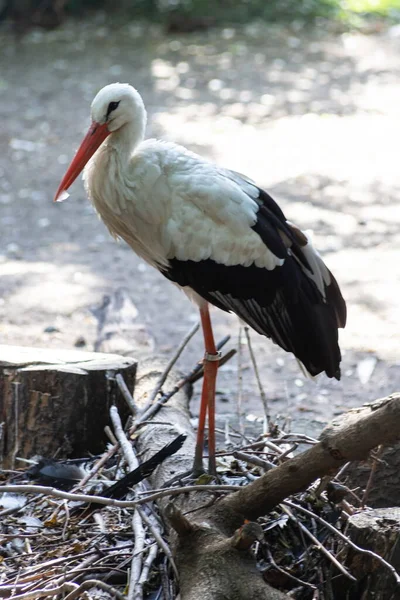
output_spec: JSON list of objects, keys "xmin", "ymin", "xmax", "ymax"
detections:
[{"xmin": 165, "ymin": 257, "xmax": 346, "ymax": 380}]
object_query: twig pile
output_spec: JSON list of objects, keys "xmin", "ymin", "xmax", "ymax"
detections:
[
  {"xmin": 0, "ymin": 431, "xmax": 389, "ymax": 599},
  {"xmin": 0, "ymin": 326, "xmax": 397, "ymax": 599}
]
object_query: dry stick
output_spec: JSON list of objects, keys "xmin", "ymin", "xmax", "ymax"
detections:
[
  {"xmin": 110, "ymin": 406, "xmax": 146, "ymax": 600},
  {"xmin": 138, "ymin": 543, "xmax": 158, "ymax": 587},
  {"xmin": 0, "ymin": 484, "xmax": 237, "ymax": 507},
  {"xmin": 48, "ymin": 554, "xmax": 101, "ymax": 589},
  {"xmin": 136, "ymin": 506, "xmax": 179, "ymax": 579},
  {"xmin": 129, "ymin": 510, "xmax": 146, "ymax": 600},
  {"xmin": 165, "ymin": 335, "xmax": 230, "ymax": 386},
  {"xmin": 361, "ymin": 445, "xmax": 383, "ymax": 508},
  {"xmin": 63, "ymin": 579, "xmax": 126, "ymax": 600},
  {"xmin": 284, "ymin": 499, "xmax": 400, "ymax": 586},
  {"xmin": 335, "ymin": 461, "xmax": 352, "ymax": 480},
  {"xmin": 133, "ymin": 335, "xmax": 232, "ymax": 429},
  {"xmin": 224, "ymin": 419, "xmax": 231, "ymax": 446},
  {"xmin": 74, "ymin": 444, "xmax": 116, "ymax": 491},
  {"xmin": 278, "ymin": 433, "xmax": 318, "ymax": 444},
  {"xmin": 263, "ymin": 439, "xmax": 285, "ymax": 455},
  {"xmin": 1, "ymin": 583, "xmax": 79, "ymax": 600},
  {"xmin": 280, "ymin": 505, "xmax": 357, "ymax": 582},
  {"xmin": 233, "ymin": 450, "xmax": 275, "ymax": 471},
  {"xmin": 160, "ymin": 557, "xmax": 174, "ymax": 600},
  {"xmin": 104, "ymin": 425, "xmax": 118, "ymax": 446},
  {"xmin": 110, "ymin": 407, "xmax": 177, "ymax": 597},
  {"xmin": 215, "ymin": 427, "xmax": 243, "ymax": 440},
  {"xmin": 2, "ymin": 550, "xmax": 100, "ymax": 581},
  {"xmin": 10, "ymin": 567, "xmax": 22, "ymax": 600},
  {"xmin": 276, "ymin": 444, "xmax": 298, "ymax": 461},
  {"xmin": 187, "ymin": 348, "xmax": 236, "ymax": 384},
  {"xmin": 265, "ymin": 548, "xmax": 317, "ymax": 591},
  {"xmin": 116, "ymin": 373, "xmax": 137, "ymax": 416},
  {"xmin": 244, "ymin": 327, "xmax": 272, "ymax": 430},
  {"xmin": 110, "ymin": 406, "xmax": 138, "ymax": 472},
  {"xmin": 136, "ymin": 484, "xmax": 238, "ymax": 496},
  {"xmin": 61, "ymin": 500, "xmax": 70, "ymax": 541},
  {"xmin": 141, "ymin": 321, "xmax": 200, "ymax": 411}
]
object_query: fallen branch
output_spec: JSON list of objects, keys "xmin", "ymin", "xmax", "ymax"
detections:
[
  {"xmin": 110, "ymin": 405, "xmax": 146, "ymax": 600},
  {"xmin": 222, "ymin": 394, "xmax": 400, "ymax": 520},
  {"xmin": 116, "ymin": 372, "xmax": 137, "ymax": 416},
  {"xmin": 0, "ymin": 583, "xmax": 79, "ymax": 600},
  {"xmin": 136, "ymin": 506, "xmax": 179, "ymax": 579},
  {"xmin": 244, "ymin": 326, "xmax": 272, "ymax": 430},
  {"xmin": 0, "ymin": 483, "xmax": 237, "ymax": 507}
]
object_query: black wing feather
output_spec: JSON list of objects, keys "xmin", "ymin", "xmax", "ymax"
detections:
[{"xmin": 163, "ymin": 186, "xmax": 346, "ymax": 380}]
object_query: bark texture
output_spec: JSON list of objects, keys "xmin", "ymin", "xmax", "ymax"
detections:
[
  {"xmin": 343, "ymin": 442, "xmax": 400, "ymax": 508},
  {"xmin": 333, "ymin": 508, "xmax": 400, "ymax": 600},
  {"xmin": 0, "ymin": 345, "xmax": 136, "ymax": 468}
]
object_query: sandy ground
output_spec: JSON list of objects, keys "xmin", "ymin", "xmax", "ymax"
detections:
[{"xmin": 0, "ymin": 16, "xmax": 399, "ymax": 437}]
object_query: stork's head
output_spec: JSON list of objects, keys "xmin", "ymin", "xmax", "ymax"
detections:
[
  {"xmin": 54, "ymin": 83, "xmax": 146, "ymax": 202},
  {"xmin": 90, "ymin": 83, "xmax": 146, "ymax": 133}
]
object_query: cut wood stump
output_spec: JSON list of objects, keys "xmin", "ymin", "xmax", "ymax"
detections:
[
  {"xmin": 0, "ymin": 345, "xmax": 136, "ymax": 469},
  {"xmin": 334, "ymin": 508, "xmax": 400, "ymax": 600}
]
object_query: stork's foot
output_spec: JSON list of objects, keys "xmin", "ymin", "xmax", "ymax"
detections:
[
  {"xmin": 192, "ymin": 456, "xmax": 219, "ymax": 479},
  {"xmin": 193, "ymin": 443, "xmax": 217, "ymax": 478},
  {"xmin": 192, "ymin": 454, "xmax": 206, "ymax": 479},
  {"xmin": 192, "ymin": 464, "xmax": 219, "ymax": 482}
]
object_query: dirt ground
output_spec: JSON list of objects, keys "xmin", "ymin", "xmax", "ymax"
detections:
[{"xmin": 0, "ymin": 16, "xmax": 399, "ymax": 438}]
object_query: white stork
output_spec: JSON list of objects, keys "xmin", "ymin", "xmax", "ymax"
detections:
[{"xmin": 55, "ymin": 83, "xmax": 346, "ymax": 475}]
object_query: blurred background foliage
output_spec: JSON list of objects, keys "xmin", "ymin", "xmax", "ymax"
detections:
[{"xmin": 1, "ymin": 0, "xmax": 400, "ymax": 31}]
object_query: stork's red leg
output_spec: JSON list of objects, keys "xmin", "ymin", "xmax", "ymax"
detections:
[{"xmin": 193, "ymin": 304, "xmax": 220, "ymax": 476}]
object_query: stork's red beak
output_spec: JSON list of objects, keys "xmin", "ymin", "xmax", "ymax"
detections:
[{"xmin": 54, "ymin": 121, "xmax": 110, "ymax": 202}]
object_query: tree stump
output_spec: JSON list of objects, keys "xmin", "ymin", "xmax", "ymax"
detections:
[
  {"xmin": 0, "ymin": 345, "xmax": 136, "ymax": 469},
  {"xmin": 334, "ymin": 508, "xmax": 400, "ymax": 600}
]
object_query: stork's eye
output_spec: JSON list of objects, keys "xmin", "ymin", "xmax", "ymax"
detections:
[{"xmin": 106, "ymin": 101, "xmax": 120, "ymax": 117}]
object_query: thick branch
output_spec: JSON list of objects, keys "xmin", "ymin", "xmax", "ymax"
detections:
[
  {"xmin": 223, "ymin": 394, "xmax": 400, "ymax": 520},
  {"xmin": 134, "ymin": 358, "xmax": 289, "ymax": 600}
]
